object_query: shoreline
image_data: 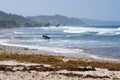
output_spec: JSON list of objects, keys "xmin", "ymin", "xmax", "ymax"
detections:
[
  {"xmin": 0, "ymin": 43, "xmax": 120, "ymax": 80},
  {"xmin": 0, "ymin": 28, "xmax": 120, "ymax": 80},
  {"xmin": 0, "ymin": 42, "xmax": 119, "ymax": 62},
  {"xmin": 0, "ymin": 27, "xmax": 120, "ymax": 62}
]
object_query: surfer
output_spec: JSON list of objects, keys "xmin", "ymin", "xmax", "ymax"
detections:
[{"xmin": 42, "ymin": 34, "xmax": 50, "ymax": 39}]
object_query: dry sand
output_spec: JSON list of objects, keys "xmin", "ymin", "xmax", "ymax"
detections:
[{"xmin": 0, "ymin": 60, "xmax": 119, "ymax": 80}]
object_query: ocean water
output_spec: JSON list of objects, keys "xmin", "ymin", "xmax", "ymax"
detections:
[{"xmin": 0, "ymin": 26, "xmax": 120, "ymax": 61}]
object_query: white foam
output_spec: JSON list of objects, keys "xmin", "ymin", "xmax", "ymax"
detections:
[
  {"xmin": 0, "ymin": 40, "xmax": 97, "ymax": 58},
  {"xmin": 116, "ymin": 32, "xmax": 120, "ymax": 35},
  {"xmin": 13, "ymin": 31, "xmax": 37, "ymax": 35},
  {"xmin": 0, "ymin": 26, "xmax": 120, "ymax": 62},
  {"xmin": 0, "ymin": 33, "xmax": 12, "ymax": 37},
  {"xmin": 13, "ymin": 26, "xmax": 120, "ymax": 36},
  {"xmin": 0, "ymin": 40, "xmax": 119, "ymax": 62},
  {"xmin": 41, "ymin": 26, "xmax": 66, "ymax": 30},
  {"xmin": 63, "ymin": 26, "xmax": 120, "ymax": 35},
  {"xmin": 0, "ymin": 40, "xmax": 83, "ymax": 54},
  {"xmin": 13, "ymin": 31, "xmax": 25, "ymax": 35}
]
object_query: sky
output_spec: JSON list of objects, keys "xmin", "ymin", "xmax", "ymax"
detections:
[{"xmin": 0, "ymin": 0, "xmax": 120, "ymax": 21}]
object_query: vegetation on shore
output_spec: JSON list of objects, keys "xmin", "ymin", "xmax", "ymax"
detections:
[{"xmin": 0, "ymin": 52, "xmax": 120, "ymax": 71}]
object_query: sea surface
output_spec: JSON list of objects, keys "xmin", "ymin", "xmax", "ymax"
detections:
[{"xmin": 0, "ymin": 26, "xmax": 120, "ymax": 61}]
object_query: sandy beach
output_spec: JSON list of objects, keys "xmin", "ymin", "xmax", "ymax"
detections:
[
  {"xmin": 0, "ymin": 29, "xmax": 120, "ymax": 80},
  {"xmin": 0, "ymin": 60, "xmax": 119, "ymax": 80},
  {"xmin": 0, "ymin": 0, "xmax": 120, "ymax": 79},
  {"xmin": 0, "ymin": 45, "xmax": 119, "ymax": 80}
]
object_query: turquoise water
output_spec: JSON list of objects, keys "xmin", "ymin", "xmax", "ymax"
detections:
[{"xmin": 0, "ymin": 26, "xmax": 120, "ymax": 61}]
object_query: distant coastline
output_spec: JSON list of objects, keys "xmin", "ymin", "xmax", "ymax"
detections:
[{"xmin": 1, "ymin": 10, "xmax": 120, "ymax": 29}]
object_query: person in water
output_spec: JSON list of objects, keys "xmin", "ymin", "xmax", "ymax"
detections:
[{"xmin": 42, "ymin": 34, "xmax": 50, "ymax": 39}]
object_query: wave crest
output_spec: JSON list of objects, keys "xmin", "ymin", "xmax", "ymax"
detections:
[{"xmin": 63, "ymin": 26, "xmax": 120, "ymax": 36}]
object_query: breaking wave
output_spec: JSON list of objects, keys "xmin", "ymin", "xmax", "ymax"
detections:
[
  {"xmin": 63, "ymin": 26, "xmax": 120, "ymax": 36},
  {"xmin": 0, "ymin": 26, "xmax": 120, "ymax": 61},
  {"xmin": 0, "ymin": 40, "xmax": 119, "ymax": 61}
]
